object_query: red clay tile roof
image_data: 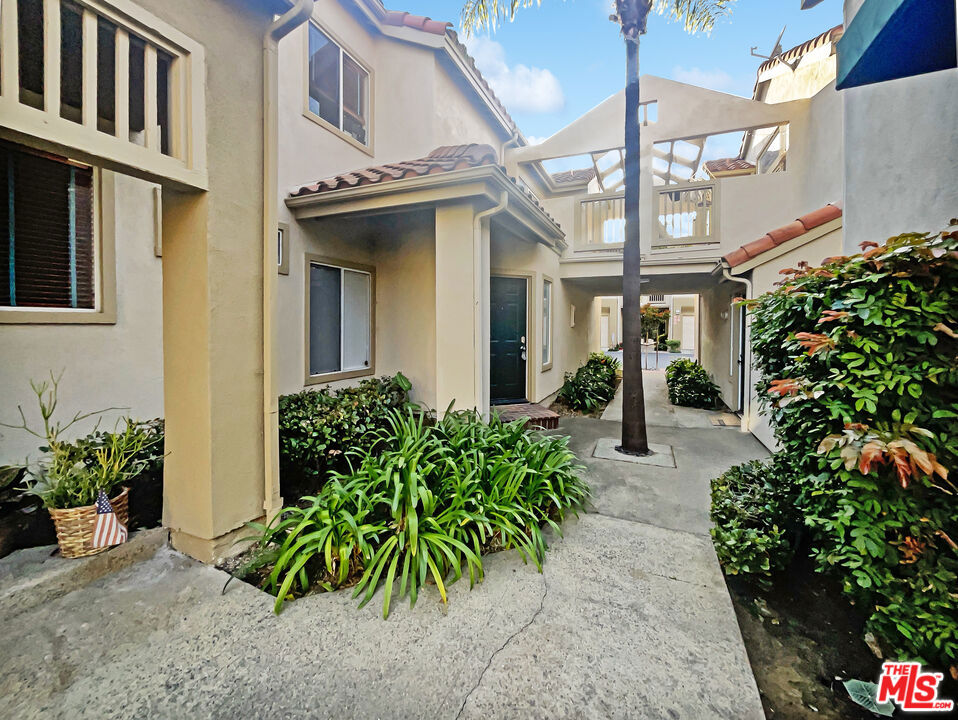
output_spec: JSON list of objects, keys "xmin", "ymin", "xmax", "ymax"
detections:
[
  {"xmin": 288, "ymin": 143, "xmax": 564, "ymax": 235},
  {"xmin": 723, "ymin": 203, "xmax": 842, "ymax": 268},
  {"xmin": 704, "ymin": 158, "xmax": 755, "ymax": 175},
  {"xmin": 290, "ymin": 144, "xmax": 499, "ymax": 196},
  {"xmin": 551, "ymin": 168, "xmax": 596, "ymax": 185},
  {"xmin": 382, "ymin": 10, "xmax": 451, "ymax": 35},
  {"xmin": 758, "ymin": 25, "xmax": 844, "ymax": 75}
]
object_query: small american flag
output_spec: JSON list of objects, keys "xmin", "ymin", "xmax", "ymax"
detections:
[{"xmin": 92, "ymin": 490, "xmax": 128, "ymax": 548}]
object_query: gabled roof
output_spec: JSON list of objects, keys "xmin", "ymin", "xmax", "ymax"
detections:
[
  {"xmin": 350, "ymin": 1, "xmax": 521, "ymax": 141},
  {"xmin": 286, "ymin": 144, "xmax": 565, "ymax": 246},
  {"xmin": 550, "ymin": 168, "xmax": 595, "ymax": 186},
  {"xmin": 290, "ymin": 144, "xmax": 498, "ymax": 196},
  {"xmin": 723, "ymin": 204, "xmax": 842, "ymax": 268}
]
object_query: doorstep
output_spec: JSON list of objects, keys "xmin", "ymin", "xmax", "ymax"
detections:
[{"xmin": 493, "ymin": 402, "xmax": 560, "ymax": 430}]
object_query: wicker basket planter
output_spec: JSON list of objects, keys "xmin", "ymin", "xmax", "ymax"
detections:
[{"xmin": 47, "ymin": 487, "xmax": 130, "ymax": 559}]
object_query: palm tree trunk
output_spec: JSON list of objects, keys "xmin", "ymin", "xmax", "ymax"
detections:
[{"xmin": 619, "ymin": 35, "xmax": 650, "ymax": 455}]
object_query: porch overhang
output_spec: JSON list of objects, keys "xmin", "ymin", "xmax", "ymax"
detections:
[
  {"xmin": 285, "ymin": 164, "xmax": 567, "ymax": 251},
  {"xmin": 836, "ymin": 0, "xmax": 957, "ymax": 90}
]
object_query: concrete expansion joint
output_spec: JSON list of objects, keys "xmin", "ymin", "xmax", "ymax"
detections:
[
  {"xmin": 454, "ymin": 573, "xmax": 549, "ymax": 719},
  {"xmin": 590, "ymin": 510, "xmax": 710, "ymax": 540}
]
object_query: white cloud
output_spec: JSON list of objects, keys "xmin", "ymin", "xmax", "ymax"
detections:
[
  {"xmin": 671, "ymin": 65, "xmax": 735, "ymax": 91},
  {"xmin": 465, "ymin": 36, "xmax": 565, "ymax": 114},
  {"xmin": 525, "ymin": 135, "xmax": 548, "ymax": 145}
]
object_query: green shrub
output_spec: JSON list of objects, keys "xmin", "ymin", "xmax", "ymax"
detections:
[
  {"xmin": 745, "ymin": 222, "xmax": 958, "ymax": 668},
  {"xmin": 666, "ymin": 339, "xmax": 681, "ymax": 353},
  {"xmin": 710, "ymin": 457, "xmax": 797, "ymax": 588},
  {"xmin": 241, "ymin": 408, "xmax": 589, "ymax": 617},
  {"xmin": 665, "ymin": 358, "xmax": 720, "ymax": 409},
  {"xmin": 558, "ymin": 354, "xmax": 619, "ymax": 412},
  {"xmin": 278, "ymin": 373, "xmax": 411, "ymax": 495}
]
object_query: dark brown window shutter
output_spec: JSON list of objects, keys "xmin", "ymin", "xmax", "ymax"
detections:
[{"xmin": 0, "ymin": 143, "xmax": 95, "ymax": 309}]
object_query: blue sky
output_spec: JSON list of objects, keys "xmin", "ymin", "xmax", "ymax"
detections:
[{"xmin": 393, "ymin": 0, "xmax": 843, "ymax": 143}]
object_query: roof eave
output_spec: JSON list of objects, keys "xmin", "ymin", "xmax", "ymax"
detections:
[{"xmin": 286, "ymin": 164, "xmax": 566, "ymax": 247}]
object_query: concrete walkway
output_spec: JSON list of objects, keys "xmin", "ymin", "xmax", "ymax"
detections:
[{"xmin": 0, "ymin": 374, "xmax": 768, "ymax": 720}]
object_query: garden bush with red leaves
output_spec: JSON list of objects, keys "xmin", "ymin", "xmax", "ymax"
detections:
[{"xmin": 741, "ymin": 221, "xmax": 958, "ymax": 671}]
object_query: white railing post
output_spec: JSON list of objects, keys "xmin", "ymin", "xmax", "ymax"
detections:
[
  {"xmin": 0, "ymin": 0, "xmax": 19, "ymax": 100},
  {"xmin": 144, "ymin": 43, "xmax": 158, "ymax": 150},
  {"xmin": 114, "ymin": 28, "xmax": 129, "ymax": 141},
  {"xmin": 43, "ymin": 0, "xmax": 61, "ymax": 114},
  {"xmin": 81, "ymin": 8, "xmax": 98, "ymax": 128}
]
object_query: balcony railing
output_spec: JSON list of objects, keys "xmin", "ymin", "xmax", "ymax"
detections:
[
  {"xmin": 580, "ymin": 194, "xmax": 625, "ymax": 247},
  {"xmin": 0, "ymin": 0, "xmax": 207, "ymax": 190},
  {"xmin": 654, "ymin": 182, "xmax": 717, "ymax": 248}
]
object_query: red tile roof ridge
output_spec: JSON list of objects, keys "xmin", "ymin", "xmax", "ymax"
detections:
[{"xmin": 723, "ymin": 203, "xmax": 842, "ymax": 268}]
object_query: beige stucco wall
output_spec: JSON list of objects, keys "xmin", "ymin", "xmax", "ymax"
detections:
[
  {"xmin": 276, "ymin": 212, "xmax": 439, "ymax": 409},
  {"xmin": 141, "ymin": 0, "xmax": 272, "ymax": 556},
  {"xmin": 699, "ymin": 281, "xmax": 740, "ymax": 413},
  {"xmin": 0, "ymin": 172, "xmax": 164, "ymax": 464},
  {"xmin": 273, "ymin": 0, "xmax": 515, "ymax": 409}
]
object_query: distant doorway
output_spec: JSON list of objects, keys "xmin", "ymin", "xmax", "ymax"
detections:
[{"xmin": 490, "ymin": 276, "xmax": 527, "ymax": 404}]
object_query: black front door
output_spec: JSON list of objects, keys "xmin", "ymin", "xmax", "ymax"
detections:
[{"xmin": 490, "ymin": 276, "xmax": 527, "ymax": 404}]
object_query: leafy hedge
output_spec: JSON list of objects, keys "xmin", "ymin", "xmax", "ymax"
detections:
[
  {"xmin": 242, "ymin": 409, "xmax": 589, "ymax": 617},
  {"xmin": 557, "ymin": 353, "xmax": 620, "ymax": 412},
  {"xmin": 725, "ymin": 223, "xmax": 958, "ymax": 669},
  {"xmin": 710, "ymin": 457, "xmax": 796, "ymax": 588},
  {"xmin": 665, "ymin": 358, "xmax": 720, "ymax": 409},
  {"xmin": 278, "ymin": 373, "xmax": 410, "ymax": 496}
]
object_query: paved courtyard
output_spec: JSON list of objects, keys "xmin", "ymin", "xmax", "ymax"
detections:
[{"xmin": 0, "ymin": 373, "xmax": 768, "ymax": 720}]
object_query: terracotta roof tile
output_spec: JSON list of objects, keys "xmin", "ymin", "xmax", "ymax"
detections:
[
  {"xmin": 550, "ymin": 168, "xmax": 595, "ymax": 185},
  {"xmin": 382, "ymin": 10, "xmax": 451, "ymax": 35},
  {"xmin": 766, "ymin": 220, "xmax": 807, "ymax": 245},
  {"xmin": 704, "ymin": 158, "xmax": 756, "ymax": 175},
  {"xmin": 723, "ymin": 203, "xmax": 842, "ymax": 267},
  {"xmin": 798, "ymin": 203, "xmax": 842, "ymax": 231},
  {"xmin": 290, "ymin": 144, "xmax": 499, "ymax": 197},
  {"xmin": 758, "ymin": 25, "xmax": 844, "ymax": 75}
]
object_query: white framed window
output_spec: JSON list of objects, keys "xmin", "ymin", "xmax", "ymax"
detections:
[
  {"xmin": 541, "ymin": 277, "xmax": 553, "ymax": 369},
  {"xmin": 307, "ymin": 23, "xmax": 370, "ymax": 146},
  {"xmin": 306, "ymin": 256, "xmax": 374, "ymax": 383}
]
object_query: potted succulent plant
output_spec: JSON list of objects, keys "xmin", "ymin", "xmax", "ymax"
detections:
[{"xmin": 2, "ymin": 374, "xmax": 156, "ymax": 558}]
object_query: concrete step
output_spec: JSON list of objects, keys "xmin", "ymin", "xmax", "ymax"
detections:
[{"xmin": 0, "ymin": 527, "xmax": 167, "ymax": 620}]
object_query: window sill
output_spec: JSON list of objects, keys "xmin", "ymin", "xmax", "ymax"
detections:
[
  {"xmin": 0, "ymin": 308, "xmax": 116, "ymax": 325},
  {"xmin": 304, "ymin": 366, "xmax": 375, "ymax": 386},
  {"xmin": 302, "ymin": 110, "xmax": 374, "ymax": 157},
  {"xmin": 541, "ymin": 361, "xmax": 553, "ymax": 372}
]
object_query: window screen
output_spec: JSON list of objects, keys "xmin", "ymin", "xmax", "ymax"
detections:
[{"xmin": 308, "ymin": 262, "xmax": 372, "ymax": 377}]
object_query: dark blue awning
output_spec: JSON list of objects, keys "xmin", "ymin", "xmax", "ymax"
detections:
[{"xmin": 836, "ymin": 0, "xmax": 957, "ymax": 89}]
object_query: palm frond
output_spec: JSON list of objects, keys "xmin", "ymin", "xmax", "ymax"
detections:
[
  {"xmin": 652, "ymin": 0, "xmax": 736, "ymax": 34},
  {"xmin": 460, "ymin": 0, "xmax": 544, "ymax": 36}
]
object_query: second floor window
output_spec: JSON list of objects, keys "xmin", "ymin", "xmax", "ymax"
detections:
[{"xmin": 308, "ymin": 24, "xmax": 369, "ymax": 146}]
